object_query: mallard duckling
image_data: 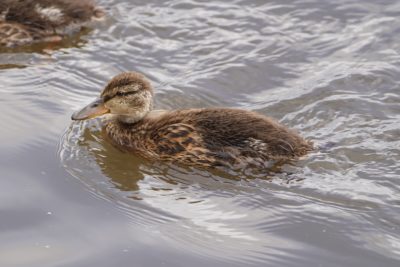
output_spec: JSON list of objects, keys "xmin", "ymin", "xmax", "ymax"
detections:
[
  {"xmin": 72, "ymin": 72, "xmax": 313, "ymax": 170},
  {"xmin": 0, "ymin": 0, "xmax": 103, "ymax": 47}
]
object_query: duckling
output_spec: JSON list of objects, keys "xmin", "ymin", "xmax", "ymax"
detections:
[
  {"xmin": 72, "ymin": 72, "xmax": 313, "ymax": 170},
  {"xmin": 0, "ymin": 0, "xmax": 104, "ymax": 47}
]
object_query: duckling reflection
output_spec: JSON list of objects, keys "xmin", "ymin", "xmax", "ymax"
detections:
[{"xmin": 78, "ymin": 125, "xmax": 146, "ymax": 192}]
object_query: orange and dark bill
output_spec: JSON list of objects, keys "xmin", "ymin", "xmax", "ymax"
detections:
[{"xmin": 71, "ymin": 98, "xmax": 110, "ymax": 120}]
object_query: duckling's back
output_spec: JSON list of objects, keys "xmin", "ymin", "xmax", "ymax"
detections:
[{"xmin": 157, "ymin": 108, "xmax": 311, "ymax": 156}]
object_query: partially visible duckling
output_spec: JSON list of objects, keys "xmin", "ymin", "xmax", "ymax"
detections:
[
  {"xmin": 72, "ymin": 72, "xmax": 313, "ymax": 171},
  {"xmin": 0, "ymin": 0, "xmax": 104, "ymax": 47}
]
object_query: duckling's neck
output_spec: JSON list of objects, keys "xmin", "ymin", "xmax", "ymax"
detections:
[
  {"xmin": 105, "ymin": 107, "xmax": 166, "ymax": 124},
  {"xmin": 105, "ymin": 113, "xmax": 147, "ymax": 124},
  {"xmin": 104, "ymin": 112, "xmax": 158, "ymax": 151}
]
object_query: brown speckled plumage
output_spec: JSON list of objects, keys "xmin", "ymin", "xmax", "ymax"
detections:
[
  {"xmin": 0, "ymin": 0, "xmax": 103, "ymax": 47},
  {"xmin": 72, "ymin": 72, "xmax": 313, "ymax": 170}
]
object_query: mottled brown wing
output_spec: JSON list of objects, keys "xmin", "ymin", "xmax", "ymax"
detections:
[
  {"xmin": 0, "ymin": 23, "xmax": 33, "ymax": 47},
  {"xmin": 152, "ymin": 123, "xmax": 221, "ymax": 166},
  {"xmin": 185, "ymin": 108, "xmax": 313, "ymax": 158}
]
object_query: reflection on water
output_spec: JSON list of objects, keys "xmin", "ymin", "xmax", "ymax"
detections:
[
  {"xmin": 1, "ymin": 0, "xmax": 400, "ymax": 266},
  {"xmin": 0, "ymin": 28, "xmax": 92, "ymax": 53},
  {"xmin": 60, "ymin": 120, "xmax": 280, "ymax": 253},
  {"xmin": 61, "ymin": 121, "xmax": 145, "ymax": 192},
  {"xmin": 0, "ymin": 28, "xmax": 94, "ymax": 70}
]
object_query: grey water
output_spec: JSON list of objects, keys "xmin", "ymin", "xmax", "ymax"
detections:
[{"xmin": 0, "ymin": 0, "xmax": 400, "ymax": 266}]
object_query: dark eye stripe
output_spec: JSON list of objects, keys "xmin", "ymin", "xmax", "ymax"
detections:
[
  {"xmin": 104, "ymin": 91, "xmax": 137, "ymax": 102},
  {"xmin": 116, "ymin": 91, "xmax": 137, "ymax": 97}
]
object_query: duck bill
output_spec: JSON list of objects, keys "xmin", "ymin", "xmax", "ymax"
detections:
[{"xmin": 71, "ymin": 98, "xmax": 110, "ymax": 120}]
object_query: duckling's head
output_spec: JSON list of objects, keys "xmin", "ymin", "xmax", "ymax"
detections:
[{"xmin": 72, "ymin": 72, "xmax": 154, "ymax": 123}]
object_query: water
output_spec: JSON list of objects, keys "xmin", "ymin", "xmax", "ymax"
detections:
[{"xmin": 1, "ymin": 0, "xmax": 400, "ymax": 266}]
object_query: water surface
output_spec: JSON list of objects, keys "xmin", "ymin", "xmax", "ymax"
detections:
[{"xmin": 1, "ymin": 0, "xmax": 400, "ymax": 266}]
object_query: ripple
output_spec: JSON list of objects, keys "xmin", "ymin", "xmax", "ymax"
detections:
[{"xmin": 1, "ymin": 0, "xmax": 400, "ymax": 265}]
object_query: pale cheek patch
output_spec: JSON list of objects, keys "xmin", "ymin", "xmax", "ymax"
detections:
[
  {"xmin": 105, "ymin": 100, "xmax": 124, "ymax": 113},
  {"xmin": 35, "ymin": 5, "xmax": 64, "ymax": 22}
]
